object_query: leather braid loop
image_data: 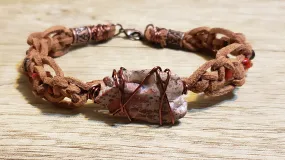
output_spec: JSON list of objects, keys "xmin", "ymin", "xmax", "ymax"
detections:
[
  {"xmin": 144, "ymin": 25, "xmax": 254, "ymax": 96},
  {"xmin": 24, "ymin": 24, "xmax": 116, "ymax": 107}
]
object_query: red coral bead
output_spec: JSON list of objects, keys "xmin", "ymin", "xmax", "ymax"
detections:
[
  {"xmin": 31, "ymin": 73, "xmax": 39, "ymax": 79},
  {"xmin": 225, "ymin": 69, "xmax": 233, "ymax": 80},
  {"xmin": 242, "ymin": 58, "xmax": 252, "ymax": 69}
]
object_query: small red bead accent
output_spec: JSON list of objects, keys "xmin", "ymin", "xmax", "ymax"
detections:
[
  {"xmin": 242, "ymin": 58, "xmax": 252, "ymax": 69},
  {"xmin": 225, "ymin": 69, "xmax": 233, "ymax": 80},
  {"xmin": 31, "ymin": 73, "xmax": 39, "ymax": 79}
]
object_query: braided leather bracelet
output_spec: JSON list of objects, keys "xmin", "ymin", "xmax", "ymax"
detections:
[{"xmin": 22, "ymin": 23, "xmax": 255, "ymax": 125}]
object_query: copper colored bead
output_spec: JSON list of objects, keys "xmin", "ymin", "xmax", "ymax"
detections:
[
  {"xmin": 71, "ymin": 26, "xmax": 91, "ymax": 44},
  {"xmin": 166, "ymin": 29, "xmax": 184, "ymax": 48},
  {"xmin": 70, "ymin": 24, "xmax": 116, "ymax": 45}
]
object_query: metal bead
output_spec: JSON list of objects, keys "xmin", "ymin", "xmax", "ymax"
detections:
[
  {"xmin": 166, "ymin": 29, "xmax": 184, "ymax": 49},
  {"xmin": 70, "ymin": 24, "xmax": 116, "ymax": 45},
  {"xmin": 70, "ymin": 26, "xmax": 91, "ymax": 44}
]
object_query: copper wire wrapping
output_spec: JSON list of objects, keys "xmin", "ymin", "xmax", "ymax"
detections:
[
  {"xmin": 89, "ymin": 24, "xmax": 116, "ymax": 42},
  {"xmin": 144, "ymin": 24, "xmax": 184, "ymax": 48},
  {"xmin": 111, "ymin": 66, "xmax": 175, "ymax": 125},
  {"xmin": 144, "ymin": 24, "xmax": 168, "ymax": 46}
]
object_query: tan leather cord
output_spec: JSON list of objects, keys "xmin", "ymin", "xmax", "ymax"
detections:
[{"xmin": 22, "ymin": 23, "xmax": 254, "ymax": 109}]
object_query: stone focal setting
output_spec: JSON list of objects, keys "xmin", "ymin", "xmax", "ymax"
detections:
[{"xmin": 94, "ymin": 68, "xmax": 187, "ymax": 124}]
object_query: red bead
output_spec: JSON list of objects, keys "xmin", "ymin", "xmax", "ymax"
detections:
[
  {"xmin": 225, "ymin": 69, "xmax": 233, "ymax": 80},
  {"xmin": 31, "ymin": 73, "xmax": 39, "ymax": 79},
  {"xmin": 242, "ymin": 58, "xmax": 252, "ymax": 69}
]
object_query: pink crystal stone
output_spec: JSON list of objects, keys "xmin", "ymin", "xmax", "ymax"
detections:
[{"xmin": 95, "ymin": 68, "xmax": 187, "ymax": 124}]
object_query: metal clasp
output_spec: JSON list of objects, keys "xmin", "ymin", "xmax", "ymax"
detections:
[{"xmin": 115, "ymin": 24, "xmax": 143, "ymax": 40}]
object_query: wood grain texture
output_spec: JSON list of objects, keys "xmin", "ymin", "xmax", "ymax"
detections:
[{"xmin": 0, "ymin": 0, "xmax": 285, "ymax": 159}]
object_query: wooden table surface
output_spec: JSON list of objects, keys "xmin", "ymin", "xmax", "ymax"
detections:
[{"xmin": 1, "ymin": 0, "xmax": 285, "ymax": 159}]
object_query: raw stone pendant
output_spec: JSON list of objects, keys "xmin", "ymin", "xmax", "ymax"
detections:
[{"xmin": 95, "ymin": 68, "xmax": 187, "ymax": 124}]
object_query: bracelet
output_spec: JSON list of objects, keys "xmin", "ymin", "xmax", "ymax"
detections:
[{"xmin": 22, "ymin": 23, "xmax": 255, "ymax": 125}]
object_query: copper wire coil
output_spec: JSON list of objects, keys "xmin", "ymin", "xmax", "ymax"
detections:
[
  {"xmin": 144, "ymin": 24, "xmax": 184, "ymax": 48},
  {"xmin": 144, "ymin": 24, "xmax": 167, "ymax": 45},
  {"xmin": 90, "ymin": 24, "xmax": 115, "ymax": 42}
]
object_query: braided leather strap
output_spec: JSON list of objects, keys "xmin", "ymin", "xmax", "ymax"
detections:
[
  {"xmin": 23, "ymin": 24, "xmax": 115, "ymax": 107},
  {"xmin": 22, "ymin": 23, "xmax": 254, "ymax": 113},
  {"xmin": 144, "ymin": 25, "xmax": 254, "ymax": 97}
]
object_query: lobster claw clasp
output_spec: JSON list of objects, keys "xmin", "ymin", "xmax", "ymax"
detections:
[
  {"xmin": 115, "ymin": 24, "xmax": 143, "ymax": 40},
  {"xmin": 122, "ymin": 29, "xmax": 143, "ymax": 40}
]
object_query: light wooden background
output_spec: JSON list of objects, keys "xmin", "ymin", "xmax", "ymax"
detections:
[{"xmin": 0, "ymin": 0, "xmax": 285, "ymax": 159}]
